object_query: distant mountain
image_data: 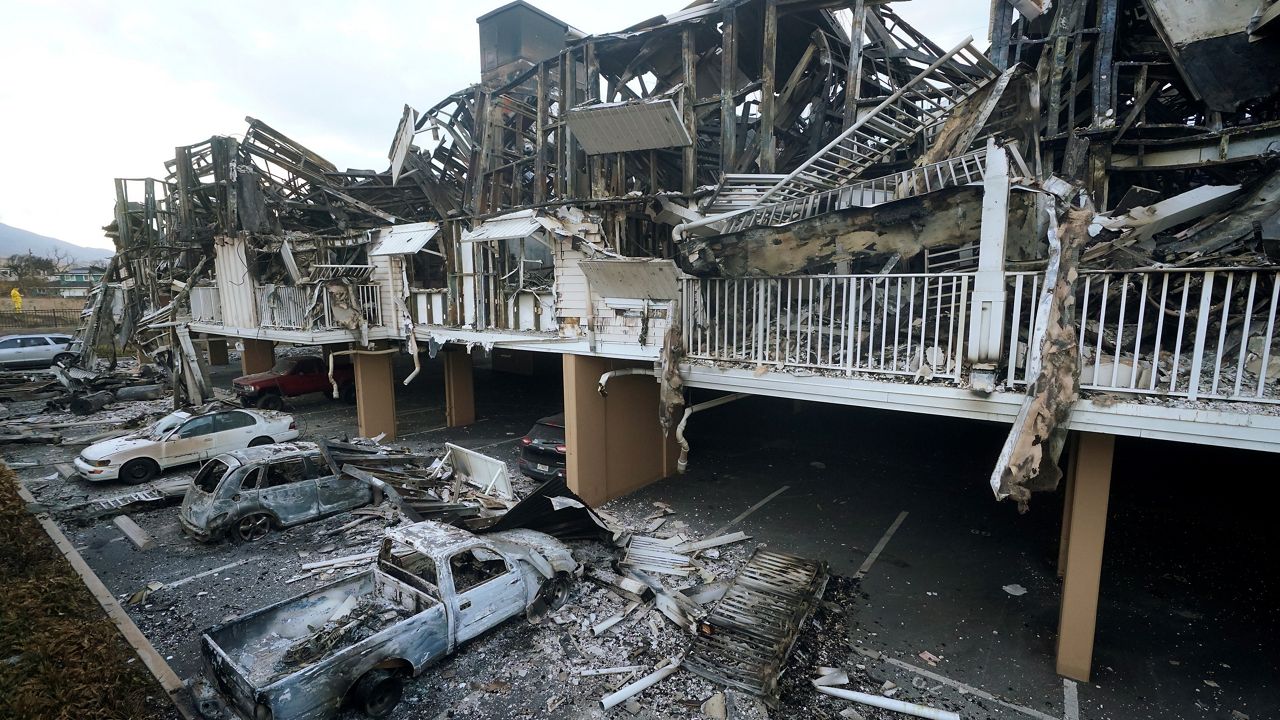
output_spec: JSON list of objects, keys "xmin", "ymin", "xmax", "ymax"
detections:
[{"xmin": 0, "ymin": 223, "xmax": 114, "ymax": 264}]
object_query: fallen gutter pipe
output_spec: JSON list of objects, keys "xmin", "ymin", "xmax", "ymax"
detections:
[
  {"xmin": 600, "ymin": 658, "xmax": 682, "ymax": 710},
  {"xmin": 597, "ymin": 367, "xmax": 657, "ymax": 397},
  {"xmin": 328, "ymin": 348, "xmax": 399, "ymax": 399},
  {"xmin": 676, "ymin": 393, "xmax": 748, "ymax": 473},
  {"xmin": 814, "ymin": 685, "xmax": 960, "ymax": 720}
]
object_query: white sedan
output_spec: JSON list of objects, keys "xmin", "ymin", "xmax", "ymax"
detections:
[{"xmin": 75, "ymin": 408, "xmax": 300, "ymax": 484}]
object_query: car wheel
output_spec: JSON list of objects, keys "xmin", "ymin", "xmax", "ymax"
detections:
[
  {"xmin": 234, "ymin": 513, "xmax": 272, "ymax": 542},
  {"xmin": 248, "ymin": 436, "xmax": 274, "ymax": 447},
  {"xmin": 119, "ymin": 458, "xmax": 159, "ymax": 485},
  {"xmin": 339, "ymin": 383, "xmax": 357, "ymax": 405},
  {"xmin": 537, "ymin": 572, "xmax": 572, "ymax": 611},
  {"xmin": 353, "ymin": 669, "xmax": 403, "ymax": 718},
  {"xmin": 256, "ymin": 393, "xmax": 284, "ymax": 411},
  {"xmin": 53, "ymin": 352, "xmax": 76, "ymax": 366}
]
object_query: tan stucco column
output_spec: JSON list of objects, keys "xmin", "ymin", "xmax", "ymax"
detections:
[
  {"xmin": 443, "ymin": 348, "xmax": 476, "ymax": 428},
  {"xmin": 354, "ymin": 351, "xmax": 397, "ymax": 441},
  {"xmin": 240, "ymin": 339, "xmax": 275, "ymax": 375},
  {"xmin": 1056, "ymin": 431, "xmax": 1114, "ymax": 682},
  {"xmin": 563, "ymin": 355, "xmax": 678, "ymax": 507},
  {"xmin": 205, "ymin": 336, "xmax": 229, "ymax": 366}
]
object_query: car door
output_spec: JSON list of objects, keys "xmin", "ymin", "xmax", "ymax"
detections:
[
  {"xmin": 315, "ymin": 465, "xmax": 371, "ymax": 514},
  {"xmin": 210, "ymin": 411, "xmax": 261, "ymax": 453},
  {"xmin": 291, "ymin": 357, "xmax": 325, "ymax": 394},
  {"xmin": 255, "ymin": 457, "xmax": 320, "ymax": 525},
  {"xmin": 446, "ymin": 547, "xmax": 526, "ymax": 643},
  {"xmin": 13, "ymin": 336, "xmax": 51, "ymax": 367},
  {"xmin": 162, "ymin": 415, "xmax": 219, "ymax": 467}
]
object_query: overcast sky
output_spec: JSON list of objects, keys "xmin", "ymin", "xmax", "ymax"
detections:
[{"xmin": 0, "ymin": 0, "xmax": 988, "ymax": 251}]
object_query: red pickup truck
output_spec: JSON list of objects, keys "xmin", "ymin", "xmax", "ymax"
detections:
[{"xmin": 232, "ymin": 355, "xmax": 355, "ymax": 410}]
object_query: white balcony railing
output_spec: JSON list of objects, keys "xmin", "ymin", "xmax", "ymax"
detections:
[
  {"xmin": 1007, "ymin": 268, "xmax": 1280, "ymax": 403},
  {"xmin": 256, "ymin": 284, "xmax": 383, "ymax": 331},
  {"xmin": 682, "ymin": 274, "xmax": 973, "ymax": 382},
  {"xmin": 189, "ymin": 286, "xmax": 222, "ymax": 324}
]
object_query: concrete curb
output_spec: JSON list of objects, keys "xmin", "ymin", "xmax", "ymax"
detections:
[{"xmin": 15, "ymin": 483, "xmax": 199, "ymax": 719}]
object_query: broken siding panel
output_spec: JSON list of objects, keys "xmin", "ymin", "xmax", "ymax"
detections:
[
  {"xmin": 369, "ymin": 254, "xmax": 403, "ymax": 332},
  {"xmin": 555, "ymin": 240, "xmax": 589, "ymax": 337},
  {"xmin": 213, "ymin": 236, "xmax": 257, "ymax": 328}
]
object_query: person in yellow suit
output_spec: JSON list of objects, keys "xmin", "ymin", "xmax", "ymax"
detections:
[{"xmin": 9, "ymin": 287, "xmax": 21, "ymax": 312}]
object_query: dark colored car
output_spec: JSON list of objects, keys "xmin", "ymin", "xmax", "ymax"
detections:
[
  {"xmin": 232, "ymin": 355, "xmax": 355, "ymax": 410},
  {"xmin": 518, "ymin": 413, "xmax": 566, "ymax": 482}
]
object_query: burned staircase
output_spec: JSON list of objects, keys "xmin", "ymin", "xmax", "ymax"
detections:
[{"xmin": 690, "ymin": 37, "xmax": 1000, "ymax": 239}]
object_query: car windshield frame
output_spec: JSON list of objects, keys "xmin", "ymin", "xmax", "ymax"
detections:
[
  {"xmin": 270, "ymin": 357, "xmax": 301, "ymax": 374},
  {"xmin": 149, "ymin": 411, "xmax": 193, "ymax": 440},
  {"xmin": 193, "ymin": 457, "xmax": 239, "ymax": 494}
]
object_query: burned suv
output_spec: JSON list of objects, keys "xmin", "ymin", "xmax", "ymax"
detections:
[{"xmin": 180, "ymin": 442, "xmax": 370, "ymax": 542}]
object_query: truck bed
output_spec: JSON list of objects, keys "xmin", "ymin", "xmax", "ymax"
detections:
[{"xmin": 207, "ymin": 569, "xmax": 436, "ymax": 687}]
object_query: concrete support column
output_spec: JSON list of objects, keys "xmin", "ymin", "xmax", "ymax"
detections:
[
  {"xmin": 354, "ymin": 351, "xmax": 397, "ymax": 441},
  {"xmin": 1056, "ymin": 432, "xmax": 1114, "ymax": 682},
  {"xmin": 240, "ymin": 339, "xmax": 275, "ymax": 375},
  {"xmin": 206, "ymin": 336, "xmax": 229, "ymax": 366},
  {"xmin": 443, "ymin": 348, "xmax": 476, "ymax": 428},
  {"xmin": 563, "ymin": 355, "xmax": 678, "ymax": 507}
]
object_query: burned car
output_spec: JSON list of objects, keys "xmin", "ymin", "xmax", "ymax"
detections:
[
  {"xmin": 196, "ymin": 521, "xmax": 579, "ymax": 720},
  {"xmin": 180, "ymin": 442, "xmax": 371, "ymax": 542}
]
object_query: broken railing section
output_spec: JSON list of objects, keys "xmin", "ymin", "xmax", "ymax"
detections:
[{"xmin": 990, "ymin": 184, "xmax": 1093, "ymax": 510}]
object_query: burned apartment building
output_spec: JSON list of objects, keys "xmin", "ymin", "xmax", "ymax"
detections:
[{"xmin": 77, "ymin": 0, "xmax": 1280, "ymax": 684}]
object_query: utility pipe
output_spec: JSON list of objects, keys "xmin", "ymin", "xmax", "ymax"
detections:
[
  {"xmin": 814, "ymin": 685, "xmax": 960, "ymax": 720},
  {"xmin": 600, "ymin": 658, "xmax": 682, "ymax": 710},
  {"xmin": 596, "ymin": 367, "xmax": 657, "ymax": 397},
  {"xmin": 671, "ymin": 206, "xmax": 753, "ymax": 244},
  {"xmin": 328, "ymin": 348, "xmax": 399, "ymax": 399},
  {"xmin": 676, "ymin": 393, "xmax": 748, "ymax": 473}
]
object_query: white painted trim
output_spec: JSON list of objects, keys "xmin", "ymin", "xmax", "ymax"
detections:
[{"xmin": 681, "ymin": 364, "xmax": 1280, "ymax": 453}]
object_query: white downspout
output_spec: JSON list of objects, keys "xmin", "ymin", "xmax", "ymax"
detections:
[
  {"xmin": 329, "ymin": 347, "xmax": 399, "ymax": 399},
  {"xmin": 676, "ymin": 393, "xmax": 748, "ymax": 473},
  {"xmin": 596, "ymin": 367, "xmax": 658, "ymax": 397}
]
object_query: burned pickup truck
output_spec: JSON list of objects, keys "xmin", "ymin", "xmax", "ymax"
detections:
[{"xmin": 196, "ymin": 521, "xmax": 579, "ymax": 720}]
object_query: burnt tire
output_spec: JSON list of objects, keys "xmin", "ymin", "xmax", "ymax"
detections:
[
  {"xmin": 255, "ymin": 393, "xmax": 284, "ymax": 411},
  {"xmin": 119, "ymin": 458, "xmax": 159, "ymax": 485},
  {"xmin": 354, "ymin": 669, "xmax": 403, "ymax": 718},
  {"xmin": 248, "ymin": 436, "xmax": 275, "ymax": 447},
  {"xmin": 233, "ymin": 513, "xmax": 272, "ymax": 543},
  {"xmin": 339, "ymin": 383, "xmax": 357, "ymax": 405},
  {"xmin": 537, "ymin": 572, "xmax": 572, "ymax": 611}
]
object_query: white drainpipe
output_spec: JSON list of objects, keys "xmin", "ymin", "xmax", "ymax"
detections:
[
  {"xmin": 596, "ymin": 367, "xmax": 657, "ymax": 397},
  {"xmin": 328, "ymin": 347, "xmax": 400, "ymax": 399},
  {"xmin": 676, "ymin": 393, "xmax": 749, "ymax": 473}
]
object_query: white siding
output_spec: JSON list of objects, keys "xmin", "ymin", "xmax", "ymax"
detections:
[
  {"xmin": 554, "ymin": 239, "xmax": 588, "ymax": 338},
  {"xmin": 214, "ymin": 236, "xmax": 257, "ymax": 328}
]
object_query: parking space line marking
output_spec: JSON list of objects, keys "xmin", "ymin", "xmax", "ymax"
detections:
[
  {"xmin": 470, "ymin": 437, "xmax": 523, "ymax": 451},
  {"xmin": 1063, "ymin": 678, "xmax": 1079, "ymax": 720},
  {"xmin": 863, "ymin": 650, "xmax": 1060, "ymax": 720},
  {"xmin": 710, "ymin": 485, "xmax": 790, "ymax": 537},
  {"xmin": 399, "ymin": 418, "xmax": 490, "ymax": 438},
  {"xmin": 855, "ymin": 510, "xmax": 908, "ymax": 579},
  {"xmin": 165, "ymin": 557, "xmax": 259, "ymax": 589},
  {"xmin": 399, "ymin": 425, "xmax": 449, "ymax": 438}
]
